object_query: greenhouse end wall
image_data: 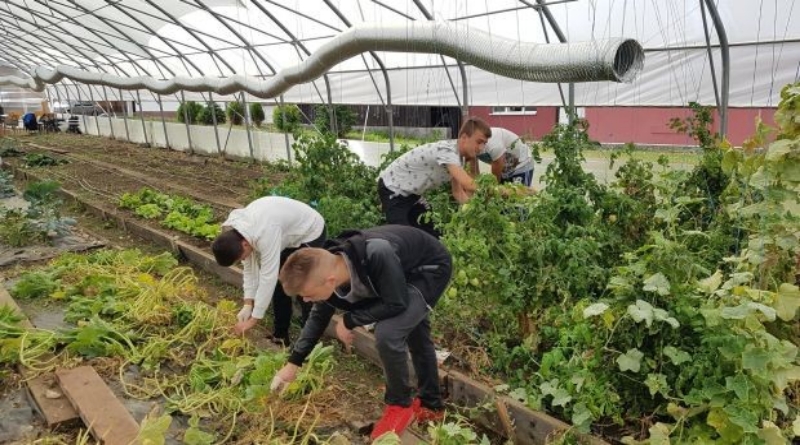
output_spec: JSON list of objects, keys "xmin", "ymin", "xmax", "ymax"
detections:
[{"xmin": 77, "ymin": 117, "xmax": 394, "ymax": 168}]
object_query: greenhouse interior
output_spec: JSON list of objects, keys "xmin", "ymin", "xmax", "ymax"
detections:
[{"xmin": 0, "ymin": 0, "xmax": 799, "ymax": 444}]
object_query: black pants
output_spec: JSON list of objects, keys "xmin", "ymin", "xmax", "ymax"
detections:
[
  {"xmin": 378, "ymin": 179, "xmax": 439, "ymax": 238},
  {"xmin": 272, "ymin": 227, "xmax": 326, "ymax": 338},
  {"xmin": 374, "ymin": 253, "xmax": 452, "ymax": 410}
]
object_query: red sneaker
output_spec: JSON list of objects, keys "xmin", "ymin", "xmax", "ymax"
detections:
[
  {"xmin": 411, "ymin": 398, "xmax": 445, "ymax": 424},
  {"xmin": 370, "ymin": 404, "xmax": 416, "ymax": 440}
]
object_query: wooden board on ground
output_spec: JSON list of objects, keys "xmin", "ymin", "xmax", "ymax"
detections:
[
  {"xmin": 23, "ymin": 371, "xmax": 81, "ymax": 427},
  {"xmin": 446, "ymin": 369, "xmax": 609, "ymax": 445},
  {"xmin": 55, "ymin": 366, "xmax": 139, "ymax": 445},
  {"xmin": 0, "ymin": 284, "xmax": 80, "ymax": 426}
]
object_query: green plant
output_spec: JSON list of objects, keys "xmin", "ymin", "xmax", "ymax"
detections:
[
  {"xmin": 177, "ymin": 101, "xmax": 203, "ymax": 124},
  {"xmin": 249, "ymin": 102, "xmax": 265, "ymax": 127},
  {"xmin": 0, "ymin": 209, "xmax": 43, "ymax": 247},
  {"xmin": 0, "ymin": 169, "xmax": 14, "ymax": 198},
  {"xmin": 0, "ymin": 138, "xmax": 23, "ymax": 157},
  {"xmin": 251, "ymin": 133, "xmax": 382, "ymax": 234},
  {"xmin": 119, "ymin": 188, "xmax": 220, "ymax": 240},
  {"xmin": 427, "ymin": 416, "xmax": 489, "ymax": 444},
  {"xmin": 0, "ymin": 180, "xmax": 75, "ymax": 244},
  {"xmin": 314, "ymin": 104, "xmax": 356, "ymax": 137},
  {"xmin": 272, "ymin": 104, "xmax": 302, "ymax": 133},
  {"xmin": 197, "ymin": 103, "xmax": 226, "ymax": 125},
  {"xmin": 22, "ymin": 152, "xmax": 67, "ymax": 167},
  {"xmin": 226, "ymin": 101, "xmax": 245, "ymax": 125}
]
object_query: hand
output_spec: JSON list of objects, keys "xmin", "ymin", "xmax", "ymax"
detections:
[
  {"xmin": 237, "ymin": 304, "xmax": 253, "ymax": 323},
  {"xmin": 335, "ymin": 320, "xmax": 354, "ymax": 347},
  {"xmin": 271, "ymin": 363, "xmax": 299, "ymax": 393},
  {"xmin": 233, "ymin": 316, "xmax": 259, "ymax": 335}
]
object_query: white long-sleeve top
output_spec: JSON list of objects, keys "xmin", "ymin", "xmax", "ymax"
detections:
[{"xmin": 222, "ymin": 196, "xmax": 325, "ymax": 318}]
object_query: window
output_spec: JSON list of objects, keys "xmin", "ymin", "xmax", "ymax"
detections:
[{"xmin": 490, "ymin": 106, "xmax": 537, "ymax": 115}]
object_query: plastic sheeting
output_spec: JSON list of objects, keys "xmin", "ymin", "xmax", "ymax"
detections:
[{"xmin": 0, "ymin": 0, "xmax": 797, "ymax": 108}]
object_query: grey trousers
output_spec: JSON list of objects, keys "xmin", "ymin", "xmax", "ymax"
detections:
[{"xmin": 373, "ymin": 262, "xmax": 451, "ymax": 409}]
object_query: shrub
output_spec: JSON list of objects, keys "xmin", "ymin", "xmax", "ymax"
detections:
[
  {"xmin": 226, "ymin": 101, "xmax": 245, "ymax": 125},
  {"xmin": 249, "ymin": 102, "xmax": 265, "ymax": 127},
  {"xmin": 314, "ymin": 104, "xmax": 356, "ymax": 138},
  {"xmin": 272, "ymin": 104, "xmax": 302, "ymax": 133},
  {"xmin": 197, "ymin": 103, "xmax": 226, "ymax": 125},
  {"xmin": 176, "ymin": 101, "xmax": 203, "ymax": 124}
]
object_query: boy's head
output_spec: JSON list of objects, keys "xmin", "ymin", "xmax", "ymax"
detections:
[
  {"xmin": 457, "ymin": 117, "xmax": 491, "ymax": 159},
  {"xmin": 211, "ymin": 229, "xmax": 253, "ymax": 267},
  {"xmin": 280, "ymin": 248, "xmax": 338, "ymax": 302}
]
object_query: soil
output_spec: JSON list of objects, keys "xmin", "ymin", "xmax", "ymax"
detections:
[
  {"xmin": 20, "ymin": 132, "xmax": 279, "ymax": 207},
  {"xmin": 2, "ymin": 133, "xmax": 289, "ymax": 251}
]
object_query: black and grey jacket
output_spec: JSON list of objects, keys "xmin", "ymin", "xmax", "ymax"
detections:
[{"xmin": 287, "ymin": 225, "xmax": 452, "ymax": 366}]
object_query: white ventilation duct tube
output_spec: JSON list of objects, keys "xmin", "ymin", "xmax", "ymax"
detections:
[{"xmin": 0, "ymin": 21, "xmax": 644, "ymax": 97}]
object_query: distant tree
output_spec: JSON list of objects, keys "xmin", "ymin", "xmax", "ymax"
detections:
[
  {"xmin": 314, "ymin": 104, "xmax": 356, "ymax": 138},
  {"xmin": 197, "ymin": 103, "xmax": 226, "ymax": 125},
  {"xmin": 176, "ymin": 101, "xmax": 203, "ymax": 124},
  {"xmin": 249, "ymin": 102, "xmax": 265, "ymax": 127},
  {"xmin": 227, "ymin": 101, "xmax": 245, "ymax": 125}
]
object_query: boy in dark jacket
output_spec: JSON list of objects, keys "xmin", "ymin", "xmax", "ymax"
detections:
[{"xmin": 272, "ymin": 225, "xmax": 452, "ymax": 440}]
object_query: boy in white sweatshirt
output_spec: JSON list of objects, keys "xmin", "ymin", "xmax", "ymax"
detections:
[{"xmin": 212, "ymin": 196, "xmax": 326, "ymax": 345}]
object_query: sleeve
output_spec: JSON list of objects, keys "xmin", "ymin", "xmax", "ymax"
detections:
[
  {"xmin": 288, "ymin": 302, "xmax": 336, "ymax": 366},
  {"xmin": 342, "ymin": 241, "xmax": 409, "ymax": 329},
  {"xmin": 251, "ymin": 227, "xmax": 283, "ymax": 319},
  {"xmin": 241, "ymin": 255, "xmax": 258, "ymax": 300}
]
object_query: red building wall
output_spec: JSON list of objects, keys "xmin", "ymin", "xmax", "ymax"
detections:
[
  {"xmin": 583, "ymin": 107, "xmax": 777, "ymax": 147},
  {"xmin": 468, "ymin": 106, "xmax": 559, "ymax": 140},
  {"xmin": 474, "ymin": 105, "xmax": 777, "ymax": 147}
]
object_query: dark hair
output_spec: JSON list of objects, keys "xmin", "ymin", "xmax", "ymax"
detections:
[
  {"xmin": 211, "ymin": 229, "xmax": 245, "ymax": 267},
  {"xmin": 459, "ymin": 117, "xmax": 492, "ymax": 139}
]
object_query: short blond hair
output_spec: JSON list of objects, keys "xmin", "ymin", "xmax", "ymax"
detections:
[{"xmin": 279, "ymin": 248, "xmax": 332, "ymax": 296}]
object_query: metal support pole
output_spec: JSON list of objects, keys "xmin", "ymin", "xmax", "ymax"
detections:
[
  {"xmin": 119, "ymin": 88, "xmax": 130, "ymax": 142},
  {"xmin": 413, "ymin": 0, "xmax": 470, "ymax": 121},
  {"xmin": 531, "ymin": 0, "xmax": 574, "ymax": 123},
  {"xmin": 702, "ymin": 0, "xmax": 730, "ymax": 137},
  {"xmin": 158, "ymin": 95, "xmax": 171, "ymax": 149},
  {"xmin": 135, "ymin": 90, "xmax": 149, "ymax": 147},
  {"xmin": 568, "ymin": 83, "xmax": 575, "ymax": 122},
  {"xmin": 63, "ymin": 86, "xmax": 73, "ymax": 134},
  {"xmin": 180, "ymin": 91, "xmax": 193, "ymax": 153},
  {"xmin": 699, "ymin": 0, "xmax": 721, "ymax": 113},
  {"xmin": 240, "ymin": 93, "xmax": 255, "ymax": 160},
  {"xmin": 280, "ymin": 95, "xmax": 292, "ymax": 163},
  {"xmin": 87, "ymin": 86, "xmax": 101, "ymax": 136},
  {"xmin": 207, "ymin": 93, "xmax": 222, "ymax": 157},
  {"xmin": 53, "ymin": 84, "xmax": 64, "ymax": 127},
  {"xmin": 102, "ymin": 86, "xmax": 115, "ymax": 139},
  {"xmin": 76, "ymin": 87, "xmax": 89, "ymax": 134}
]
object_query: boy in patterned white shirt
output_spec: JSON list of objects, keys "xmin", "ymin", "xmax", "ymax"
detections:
[
  {"xmin": 377, "ymin": 117, "xmax": 491, "ymax": 237},
  {"xmin": 473, "ymin": 127, "xmax": 535, "ymax": 186}
]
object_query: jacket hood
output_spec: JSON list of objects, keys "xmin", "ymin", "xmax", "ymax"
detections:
[{"xmin": 325, "ymin": 230, "xmax": 371, "ymax": 286}]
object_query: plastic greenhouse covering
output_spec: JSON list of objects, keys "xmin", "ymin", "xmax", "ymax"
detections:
[{"xmin": 0, "ymin": 0, "xmax": 797, "ymax": 111}]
